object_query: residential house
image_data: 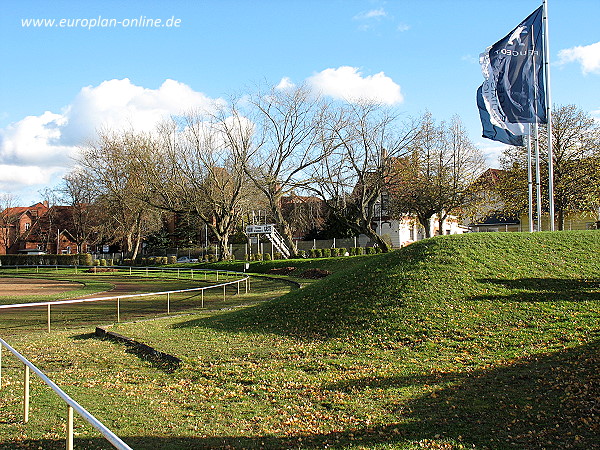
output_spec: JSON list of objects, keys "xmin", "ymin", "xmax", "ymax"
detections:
[{"xmin": 0, "ymin": 202, "xmax": 92, "ymax": 255}]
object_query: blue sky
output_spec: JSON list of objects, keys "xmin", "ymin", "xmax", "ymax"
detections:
[{"xmin": 1, "ymin": 0, "xmax": 599, "ymax": 204}]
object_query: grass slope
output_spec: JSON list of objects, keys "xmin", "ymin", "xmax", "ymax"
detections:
[
  {"xmin": 0, "ymin": 231, "xmax": 598, "ymax": 449},
  {"xmin": 200, "ymin": 231, "xmax": 600, "ymax": 348}
]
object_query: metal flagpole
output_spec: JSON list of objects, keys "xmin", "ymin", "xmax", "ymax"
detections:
[
  {"xmin": 531, "ymin": 24, "xmax": 542, "ymax": 232},
  {"xmin": 534, "ymin": 122, "xmax": 542, "ymax": 232},
  {"xmin": 543, "ymin": 0, "xmax": 555, "ymax": 230},
  {"xmin": 527, "ymin": 126, "xmax": 534, "ymax": 232}
]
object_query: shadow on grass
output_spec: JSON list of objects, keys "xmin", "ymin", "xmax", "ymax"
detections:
[
  {"xmin": 472, "ymin": 277, "xmax": 600, "ymax": 302},
  {"xmin": 4, "ymin": 341, "xmax": 598, "ymax": 449}
]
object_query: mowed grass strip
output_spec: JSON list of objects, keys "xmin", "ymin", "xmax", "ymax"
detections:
[
  {"xmin": 0, "ymin": 231, "xmax": 598, "ymax": 449},
  {"xmin": 0, "ymin": 269, "xmax": 268, "ymax": 335}
]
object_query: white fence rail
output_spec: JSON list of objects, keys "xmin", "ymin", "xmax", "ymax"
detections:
[
  {"xmin": 0, "ymin": 265, "xmax": 251, "ymax": 448},
  {"xmin": 0, "ymin": 337, "xmax": 133, "ymax": 449},
  {"xmin": 0, "ymin": 266, "xmax": 250, "ymax": 332}
]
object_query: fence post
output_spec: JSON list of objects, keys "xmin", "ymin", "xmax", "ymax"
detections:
[
  {"xmin": 47, "ymin": 304, "xmax": 51, "ymax": 333},
  {"xmin": 190, "ymin": 269, "xmax": 193, "ymax": 280},
  {"xmin": 237, "ymin": 280, "xmax": 240, "ymax": 295},
  {"xmin": 167, "ymin": 293, "xmax": 170, "ymax": 314},
  {"xmin": 177, "ymin": 269, "xmax": 180, "ymax": 279},
  {"xmin": 23, "ymin": 365, "xmax": 30, "ymax": 423},
  {"xmin": 117, "ymin": 298, "xmax": 120, "ymax": 323},
  {"xmin": 216, "ymin": 271, "xmax": 219, "ymax": 281},
  {"xmin": 0, "ymin": 344, "xmax": 2, "ymax": 388},
  {"xmin": 129, "ymin": 266, "xmax": 132, "ymax": 276},
  {"xmin": 223, "ymin": 284, "xmax": 226, "ymax": 301},
  {"xmin": 201, "ymin": 289, "xmax": 204, "ymax": 308},
  {"xmin": 67, "ymin": 405, "xmax": 74, "ymax": 450}
]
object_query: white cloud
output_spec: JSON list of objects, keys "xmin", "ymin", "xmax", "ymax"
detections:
[
  {"xmin": 557, "ymin": 41, "xmax": 600, "ymax": 74},
  {"xmin": 354, "ymin": 8, "xmax": 387, "ymax": 20},
  {"xmin": 307, "ymin": 66, "xmax": 404, "ymax": 105},
  {"xmin": 477, "ymin": 140, "xmax": 508, "ymax": 169},
  {"xmin": 0, "ymin": 78, "xmax": 225, "ymax": 197},
  {"xmin": 275, "ymin": 77, "xmax": 296, "ymax": 90},
  {"xmin": 0, "ymin": 164, "xmax": 64, "ymax": 191},
  {"xmin": 397, "ymin": 23, "xmax": 410, "ymax": 32}
]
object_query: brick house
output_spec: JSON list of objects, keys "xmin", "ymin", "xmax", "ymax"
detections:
[{"xmin": 0, "ymin": 202, "xmax": 91, "ymax": 255}]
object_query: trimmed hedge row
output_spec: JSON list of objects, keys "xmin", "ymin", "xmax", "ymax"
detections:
[{"xmin": 0, "ymin": 254, "xmax": 93, "ymax": 266}]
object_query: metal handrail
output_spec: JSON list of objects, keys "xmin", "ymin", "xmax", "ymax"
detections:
[
  {"xmin": 0, "ymin": 266, "xmax": 250, "ymax": 331},
  {"xmin": 0, "ymin": 266, "xmax": 252, "ymax": 448},
  {"xmin": 0, "ymin": 337, "xmax": 132, "ymax": 449}
]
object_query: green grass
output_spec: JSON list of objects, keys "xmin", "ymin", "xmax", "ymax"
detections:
[
  {"xmin": 0, "ymin": 269, "xmax": 291, "ymax": 336},
  {"xmin": 0, "ymin": 231, "xmax": 598, "ymax": 449}
]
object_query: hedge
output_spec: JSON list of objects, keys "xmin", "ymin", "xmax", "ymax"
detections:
[{"xmin": 0, "ymin": 254, "xmax": 93, "ymax": 266}]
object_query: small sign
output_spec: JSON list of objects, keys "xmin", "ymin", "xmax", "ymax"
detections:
[
  {"xmin": 246, "ymin": 224, "xmax": 274, "ymax": 234},
  {"xmin": 102, "ymin": 245, "xmax": 110, "ymax": 253}
]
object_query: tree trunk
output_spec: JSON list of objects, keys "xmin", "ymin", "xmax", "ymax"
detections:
[
  {"xmin": 362, "ymin": 224, "xmax": 391, "ymax": 252},
  {"xmin": 271, "ymin": 194, "xmax": 299, "ymax": 258},
  {"xmin": 418, "ymin": 215, "xmax": 435, "ymax": 239},
  {"xmin": 557, "ymin": 208, "xmax": 565, "ymax": 231},
  {"xmin": 217, "ymin": 233, "xmax": 231, "ymax": 261}
]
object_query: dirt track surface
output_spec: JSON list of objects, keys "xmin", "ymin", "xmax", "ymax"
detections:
[{"xmin": 0, "ymin": 278, "xmax": 82, "ymax": 296}]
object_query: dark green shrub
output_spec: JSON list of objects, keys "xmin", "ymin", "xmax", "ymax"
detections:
[
  {"xmin": 167, "ymin": 256, "xmax": 177, "ymax": 264},
  {"xmin": 264, "ymin": 253, "xmax": 272, "ymax": 261},
  {"xmin": 322, "ymin": 248, "xmax": 331, "ymax": 258}
]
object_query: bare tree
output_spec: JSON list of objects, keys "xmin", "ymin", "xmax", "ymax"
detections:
[
  {"xmin": 58, "ymin": 169, "xmax": 99, "ymax": 253},
  {"xmin": 78, "ymin": 130, "xmax": 163, "ymax": 259},
  {"xmin": 0, "ymin": 193, "xmax": 20, "ymax": 253},
  {"xmin": 310, "ymin": 101, "xmax": 418, "ymax": 251},
  {"xmin": 498, "ymin": 104, "xmax": 600, "ymax": 230},
  {"xmin": 245, "ymin": 84, "xmax": 328, "ymax": 257},
  {"xmin": 390, "ymin": 113, "xmax": 484, "ymax": 238},
  {"xmin": 134, "ymin": 104, "xmax": 255, "ymax": 260}
]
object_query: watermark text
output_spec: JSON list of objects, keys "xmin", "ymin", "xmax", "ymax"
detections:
[{"xmin": 22, "ymin": 16, "xmax": 182, "ymax": 30}]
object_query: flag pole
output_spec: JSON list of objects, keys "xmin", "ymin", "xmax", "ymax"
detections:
[
  {"xmin": 543, "ymin": 0, "xmax": 555, "ymax": 230},
  {"xmin": 534, "ymin": 122, "xmax": 542, "ymax": 232},
  {"xmin": 527, "ymin": 126, "xmax": 534, "ymax": 232}
]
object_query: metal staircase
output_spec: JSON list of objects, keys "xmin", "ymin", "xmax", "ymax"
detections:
[{"xmin": 245, "ymin": 224, "xmax": 291, "ymax": 258}]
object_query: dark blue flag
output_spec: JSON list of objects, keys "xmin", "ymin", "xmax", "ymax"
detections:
[
  {"xmin": 480, "ymin": 6, "xmax": 546, "ymax": 136},
  {"xmin": 477, "ymin": 85, "xmax": 524, "ymax": 146}
]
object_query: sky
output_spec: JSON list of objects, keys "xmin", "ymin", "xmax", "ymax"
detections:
[{"xmin": 1, "ymin": 0, "xmax": 599, "ymax": 205}]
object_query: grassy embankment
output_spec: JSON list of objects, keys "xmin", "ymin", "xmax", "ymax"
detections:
[{"xmin": 0, "ymin": 231, "xmax": 598, "ymax": 449}]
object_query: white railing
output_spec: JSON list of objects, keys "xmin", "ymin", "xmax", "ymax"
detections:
[
  {"xmin": 267, "ymin": 227, "xmax": 291, "ymax": 258},
  {"xmin": 0, "ymin": 266, "xmax": 250, "ymax": 332},
  {"xmin": 0, "ymin": 266, "xmax": 252, "ymax": 448},
  {"xmin": 0, "ymin": 337, "xmax": 132, "ymax": 449}
]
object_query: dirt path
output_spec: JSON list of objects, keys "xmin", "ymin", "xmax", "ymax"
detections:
[{"xmin": 0, "ymin": 278, "xmax": 82, "ymax": 296}]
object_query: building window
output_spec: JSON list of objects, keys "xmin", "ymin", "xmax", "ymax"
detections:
[{"xmin": 25, "ymin": 223, "xmax": 30, "ymax": 231}]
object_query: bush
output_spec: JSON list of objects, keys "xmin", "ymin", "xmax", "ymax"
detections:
[
  {"xmin": 263, "ymin": 253, "xmax": 272, "ymax": 261},
  {"xmin": 207, "ymin": 254, "xmax": 216, "ymax": 262},
  {"xmin": 78, "ymin": 253, "xmax": 93, "ymax": 266},
  {"xmin": 167, "ymin": 256, "xmax": 177, "ymax": 264},
  {"xmin": 254, "ymin": 253, "xmax": 263, "ymax": 261},
  {"xmin": 365, "ymin": 247, "xmax": 375, "ymax": 255},
  {"xmin": 355, "ymin": 247, "xmax": 364, "ymax": 255},
  {"xmin": 273, "ymin": 252, "xmax": 282, "ymax": 260},
  {"xmin": 322, "ymin": 248, "xmax": 331, "ymax": 258},
  {"xmin": 297, "ymin": 250, "xmax": 307, "ymax": 259}
]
